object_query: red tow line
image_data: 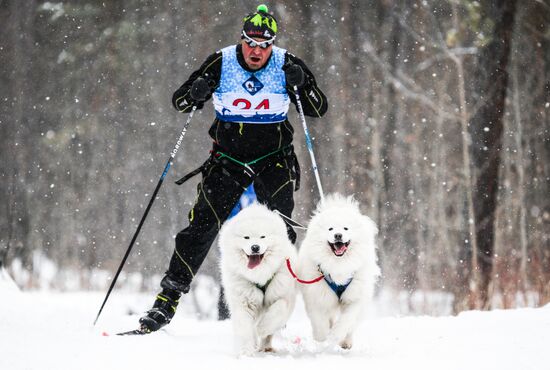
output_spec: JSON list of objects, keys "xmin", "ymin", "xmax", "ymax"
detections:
[{"xmin": 285, "ymin": 258, "xmax": 324, "ymax": 284}]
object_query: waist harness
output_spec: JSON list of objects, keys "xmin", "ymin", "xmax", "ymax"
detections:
[{"xmin": 175, "ymin": 144, "xmax": 300, "ymax": 191}]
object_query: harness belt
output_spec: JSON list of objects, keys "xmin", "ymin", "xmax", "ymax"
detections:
[
  {"xmin": 174, "ymin": 164, "xmax": 207, "ymax": 185},
  {"xmin": 175, "ymin": 145, "xmax": 300, "ymax": 191}
]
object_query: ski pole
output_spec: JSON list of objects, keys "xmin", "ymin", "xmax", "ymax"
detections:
[
  {"xmin": 93, "ymin": 106, "xmax": 197, "ymax": 326},
  {"xmin": 293, "ymin": 85, "xmax": 325, "ymax": 202}
]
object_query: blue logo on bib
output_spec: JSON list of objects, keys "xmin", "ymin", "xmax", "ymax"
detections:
[{"xmin": 242, "ymin": 75, "xmax": 264, "ymax": 96}]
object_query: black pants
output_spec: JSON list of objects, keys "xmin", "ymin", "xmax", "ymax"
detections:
[{"xmin": 165, "ymin": 147, "xmax": 298, "ymax": 290}]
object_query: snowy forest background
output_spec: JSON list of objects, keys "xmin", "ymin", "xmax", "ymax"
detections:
[{"xmin": 1, "ymin": 0, "xmax": 548, "ymax": 315}]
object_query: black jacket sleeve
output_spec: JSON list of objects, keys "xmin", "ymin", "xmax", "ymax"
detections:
[
  {"xmin": 285, "ymin": 53, "xmax": 328, "ymax": 118},
  {"xmin": 172, "ymin": 51, "xmax": 222, "ymax": 113}
]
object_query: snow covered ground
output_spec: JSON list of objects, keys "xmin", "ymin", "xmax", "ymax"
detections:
[{"xmin": 1, "ymin": 276, "xmax": 549, "ymax": 370}]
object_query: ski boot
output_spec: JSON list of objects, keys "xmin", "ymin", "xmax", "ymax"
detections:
[{"xmin": 138, "ymin": 289, "xmax": 181, "ymax": 332}]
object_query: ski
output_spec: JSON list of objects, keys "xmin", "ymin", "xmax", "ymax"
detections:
[
  {"xmin": 116, "ymin": 327, "xmax": 152, "ymax": 336},
  {"xmin": 100, "ymin": 326, "xmax": 153, "ymax": 336}
]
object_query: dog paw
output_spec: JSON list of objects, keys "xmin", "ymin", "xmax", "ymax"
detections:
[
  {"xmin": 329, "ymin": 326, "xmax": 349, "ymax": 343},
  {"xmin": 327, "ymin": 330, "xmax": 351, "ymax": 348},
  {"xmin": 339, "ymin": 339, "xmax": 353, "ymax": 350}
]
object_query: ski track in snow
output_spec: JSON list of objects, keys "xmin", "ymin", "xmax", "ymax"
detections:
[{"xmin": 1, "ymin": 286, "xmax": 549, "ymax": 370}]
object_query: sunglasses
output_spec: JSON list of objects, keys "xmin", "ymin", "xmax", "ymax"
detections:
[{"xmin": 242, "ymin": 31, "xmax": 275, "ymax": 49}]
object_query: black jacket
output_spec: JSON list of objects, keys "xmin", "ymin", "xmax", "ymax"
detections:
[{"xmin": 172, "ymin": 44, "xmax": 328, "ymax": 161}]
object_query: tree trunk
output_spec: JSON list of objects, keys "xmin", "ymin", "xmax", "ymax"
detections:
[
  {"xmin": 468, "ymin": 0, "xmax": 518, "ymax": 309},
  {"xmin": 449, "ymin": 3, "xmax": 480, "ymax": 313}
]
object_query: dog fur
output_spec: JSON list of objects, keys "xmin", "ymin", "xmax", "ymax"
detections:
[
  {"xmin": 298, "ymin": 194, "xmax": 379, "ymax": 349},
  {"xmin": 219, "ymin": 203, "xmax": 297, "ymax": 355}
]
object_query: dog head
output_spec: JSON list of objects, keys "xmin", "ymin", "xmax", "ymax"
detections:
[
  {"xmin": 326, "ymin": 221, "xmax": 352, "ymax": 258},
  {"xmin": 304, "ymin": 194, "xmax": 378, "ymax": 263},
  {"xmin": 219, "ymin": 203, "xmax": 290, "ymax": 271}
]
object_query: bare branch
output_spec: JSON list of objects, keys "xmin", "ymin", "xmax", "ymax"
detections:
[
  {"xmin": 362, "ymin": 38, "xmax": 460, "ymax": 121},
  {"xmin": 415, "ymin": 47, "xmax": 478, "ymax": 73}
]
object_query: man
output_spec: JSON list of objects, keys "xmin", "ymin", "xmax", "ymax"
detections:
[{"xmin": 139, "ymin": 4, "xmax": 327, "ymax": 332}]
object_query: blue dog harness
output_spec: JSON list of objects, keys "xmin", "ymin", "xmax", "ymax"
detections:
[{"xmin": 323, "ymin": 273, "xmax": 353, "ymax": 299}]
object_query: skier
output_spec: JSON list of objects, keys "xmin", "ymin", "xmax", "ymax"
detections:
[{"xmin": 139, "ymin": 4, "xmax": 328, "ymax": 332}]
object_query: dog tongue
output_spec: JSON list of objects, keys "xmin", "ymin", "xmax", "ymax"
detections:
[
  {"xmin": 248, "ymin": 254, "xmax": 262, "ymax": 269},
  {"xmin": 334, "ymin": 244, "xmax": 348, "ymax": 256}
]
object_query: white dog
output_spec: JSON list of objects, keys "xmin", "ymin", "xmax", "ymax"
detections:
[
  {"xmin": 298, "ymin": 194, "xmax": 379, "ymax": 349},
  {"xmin": 219, "ymin": 203, "xmax": 297, "ymax": 355}
]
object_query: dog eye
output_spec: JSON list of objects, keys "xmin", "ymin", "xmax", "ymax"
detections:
[
  {"xmin": 260, "ymin": 236, "xmax": 265, "ymax": 239},
  {"xmin": 344, "ymin": 227, "xmax": 348, "ymax": 231},
  {"xmin": 329, "ymin": 227, "xmax": 333, "ymax": 231},
  {"xmin": 244, "ymin": 236, "xmax": 250, "ymax": 239}
]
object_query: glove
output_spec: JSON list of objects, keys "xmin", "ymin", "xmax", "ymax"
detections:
[
  {"xmin": 283, "ymin": 62, "xmax": 305, "ymax": 88},
  {"xmin": 190, "ymin": 77, "xmax": 210, "ymax": 102}
]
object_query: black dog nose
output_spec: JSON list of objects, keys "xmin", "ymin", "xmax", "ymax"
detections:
[
  {"xmin": 251, "ymin": 245, "xmax": 260, "ymax": 254},
  {"xmin": 334, "ymin": 233, "xmax": 343, "ymax": 241}
]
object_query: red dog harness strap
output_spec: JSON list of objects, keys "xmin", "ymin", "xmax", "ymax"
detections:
[{"xmin": 285, "ymin": 258, "xmax": 324, "ymax": 284}]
